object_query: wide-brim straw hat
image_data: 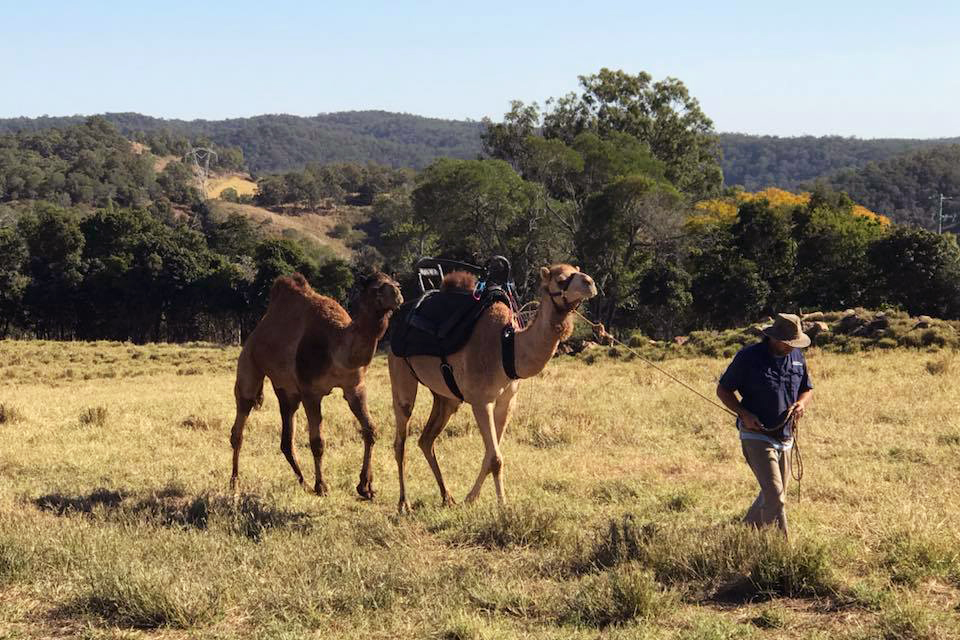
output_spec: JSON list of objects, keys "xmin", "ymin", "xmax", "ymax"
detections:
[{"xmin": 761, "ymin": 313, "xmax": 811, "ymax": 348}]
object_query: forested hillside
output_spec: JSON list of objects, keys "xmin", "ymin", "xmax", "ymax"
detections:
[
  {"xmin": 717, "ymin": 133, "xmax": 959, "ymax": 190},
  {"xmin": 6, "ymin": 112, "xmax": 959, "ymax": 193},
  {"xmin": 3, "ymin": 69, "xmax": 960, "ymax": 344},
  {"xmin": 822, "ymin": 145, "xmax": 960, "ymax": 230},
  {"xmin": 0, "ymin": 112, "xmax": 484, "ymax": 174}
]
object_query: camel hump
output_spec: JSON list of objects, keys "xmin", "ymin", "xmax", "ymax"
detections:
[
  {"xmin": 270, "ymin": 273, "xmax": 312, "ymax": 300},
  {"xmin": 440, "ymin": 271, "xmax": 477, "ymax": 292}
]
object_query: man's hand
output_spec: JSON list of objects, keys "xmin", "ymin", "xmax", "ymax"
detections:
[
  {"xmin": 790, "ymin": 399, "xmax": 807, "ymax": 419},
  {"xmin": 738, "ymin": 410, "xmax": 764, "ymax": 432}
]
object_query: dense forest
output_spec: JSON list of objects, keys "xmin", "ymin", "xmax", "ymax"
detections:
[
  {"xmin": 5, "ymin": 113, "xmax": 959, "ymax": 196},
  {"xmin": 2, "ymin": 68, "xmax": 960, "ymax": 343},
  {"xmin": 0, "ymin": 112, "xmax": 484, "ymax": 174},
  {"xmin": 821, "ymin": 145, "xmax": 960, "ymax": 230},
  {"xmin": 717, "ymin": 134, "xmax": 959, "ymax": 190}
]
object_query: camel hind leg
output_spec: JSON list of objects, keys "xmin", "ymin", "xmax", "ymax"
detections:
[
  {"xmin": 389, "ymin": 353, "xmax": 419, "ymax": 513},
  {"xmin": 275, "ymin": 385, "xmax": 305, "ymax": 488},
  {"xmin": 465, "ymin": 402, "xmax": 505, "ymax": 505},
  {"xmin": 230, "ymin": 350, "xmax": 265, "ymax": 490},
  {"xmin": 419, "ymin": 391, "xmax": 461, "ymax": 506}
]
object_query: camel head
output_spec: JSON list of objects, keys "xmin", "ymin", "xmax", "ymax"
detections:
[
  {"xmin": 356, "ymin": 272, "xmax": 404, "ymax": 315},
  {"xmin": 540, "ymin": 264, "xmax": 597, "ymax": 313}
]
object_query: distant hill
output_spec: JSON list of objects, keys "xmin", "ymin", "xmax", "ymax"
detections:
[
  {"xmin": 819, "ymin": 144, "xmax": 960, "ymax": 230},
  {"xmin": 4, "ymin": 112, "xmax": 960, "ymax": 203},
  {"xmin": 717, "ymin": 133, "xmax": 960, "ymax": 191},
  {"xmin": 0, "ymin": 112, "xmax": 485, "ymax": 174}
]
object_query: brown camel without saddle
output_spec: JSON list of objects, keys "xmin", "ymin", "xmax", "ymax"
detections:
[
  {"xmin": 230, "ymin": 272, "xmax": 403, "ymax": 499},
  {"xmin": 388, "ymin": 264, "xmax": 597, "ymax": 512}
]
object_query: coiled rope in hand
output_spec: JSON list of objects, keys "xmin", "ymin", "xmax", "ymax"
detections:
[{"xmin": 573, "ymin": 309, "xmax": 805, "ymax": 502}]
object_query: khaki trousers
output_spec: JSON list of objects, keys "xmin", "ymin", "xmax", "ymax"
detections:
[{"xmin": 741, "ymin": 438, "xmax": 790, "ymax": 537}]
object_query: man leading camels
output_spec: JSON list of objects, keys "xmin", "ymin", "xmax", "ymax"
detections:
[{"xmin": 388, "ymin": 263, "xmax": 597, "ymax": 512}]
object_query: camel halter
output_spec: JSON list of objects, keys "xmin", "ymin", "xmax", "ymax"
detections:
[
  {"xmin": 546, "ymin": 276, "xmax": 582, "ymax": 314},
  {"xmin": 573, "ymin": 308, "xmax": 805, "ymax": 502}
]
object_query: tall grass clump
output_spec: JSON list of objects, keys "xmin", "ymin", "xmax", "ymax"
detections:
[
  {"xmin": 73, "ymin": 562, "xmax": 223, "ymax": 629},
  {"xmin": 876, "ymin": 600, "xmax": 946, "ymax": 640},
  {"xmin": 0, "ymin": 402, "xmax": 24, "ymax": 424},
  {"xmin": 79, "ymin": 406, "xmax": 108, "ymax": 428},
  {"xmin": 925, "ymin": 352, "xmax": 955, "ymax": 375},
  {"xmin": 559, "ymin": 564, "xmax": 672, "ymax": 628},
  {"xmin": 0, "ymin": 535, "xmax": 29, "ymax": 584},
  {"xmin": 423, "ymin": 503, "xmax": 567, "ymax": 550},
  {"xmin": 583, "ymin": 515, "xmax": 838, "ymax": 600},
  {"xmin": 879, "ymin": 531, "xmax": 960, "ymax": 587}
]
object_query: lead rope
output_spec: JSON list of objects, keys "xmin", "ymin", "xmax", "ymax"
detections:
[
  {"xmin": 572, "ymin": 310, "xmax": 738, "ymax": 419},
  {"xmin": 572, "ymin": 309, "xmax": 805, "ymax": 502}
]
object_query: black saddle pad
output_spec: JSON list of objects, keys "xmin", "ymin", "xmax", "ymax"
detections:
[{"xmin": 390, "ymin": 288, "xmax": 509, "ymax": 358}]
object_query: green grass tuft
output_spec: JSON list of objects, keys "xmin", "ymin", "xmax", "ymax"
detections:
[{"xmin": 559, "ymin": 564, "xmax": 672, "ymax": 628}]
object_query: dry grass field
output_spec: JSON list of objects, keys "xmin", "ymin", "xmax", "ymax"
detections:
[
  {"xmin": 1, "ymin": 339, "xmax": 959, "ymax": 639},
  {"xmin": 208, "ymin": 201, "xmax": 355, "ymax": 259},
  {"xmin": 205, "ymin": 175, "xmax": 258, "ymax": 200}
]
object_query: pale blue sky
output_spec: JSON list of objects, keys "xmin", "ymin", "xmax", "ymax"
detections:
[{"xmin": 3, "ymin": 1, "xmax": 958, "ymax": 138}]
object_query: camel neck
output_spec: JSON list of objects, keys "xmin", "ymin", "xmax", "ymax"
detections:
[
  {"xmin": 512, "ymin": 289, "xmax": 573, "ymax": 378},
  {"xmin": 342, "ymin": 304, "xmax": 390, "ymax": 369}
]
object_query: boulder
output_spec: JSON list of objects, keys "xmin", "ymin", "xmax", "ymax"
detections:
[
  {"xmin": 836, "ymin": 310, "xmax": 870, "ymax": 335},
  {"xmin": 803, "ymin": 321, "xmax": 830, "ymax": 341}
]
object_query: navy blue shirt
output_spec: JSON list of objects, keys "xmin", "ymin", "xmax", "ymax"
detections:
[{"xmin": 718, "ymin": 340, "xmax": 813, "ymax": 444}]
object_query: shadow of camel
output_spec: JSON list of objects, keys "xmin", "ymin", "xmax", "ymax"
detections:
[{"xmin": 33, "ymin": 486, "xmax": 309, "ymax": 541}]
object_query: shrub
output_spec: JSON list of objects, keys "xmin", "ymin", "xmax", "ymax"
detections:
[
  {"xmin": 925, "ymin": 353, "xmax": 954, "ymax": 375},
  {"xmin": 329, "ymin": 222, "xmax": 352, "ymax": 239}
]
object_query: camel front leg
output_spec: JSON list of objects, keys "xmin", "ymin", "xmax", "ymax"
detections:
[
  {"xmin": 302, "ymin": 394, "xmax": 328, "ymax": 496},
  {"xmin": 494, "ymin": 383, "xmax": 519, "ymax": 446},
  {"xmin": 465, "ymin": 402, "xmax": 505, "ymax": 505},
  {"xmin": 344, "ymin": 384, "xmax": 377, "ymax": 500}
]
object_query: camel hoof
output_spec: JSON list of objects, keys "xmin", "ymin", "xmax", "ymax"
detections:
[
  {"xmin": 397, "ymin": 500, "xmax": 412, "ymax": 514},
  {"xmin": 356, "ymin": 482, "xmax": 375, "ymax": 501}
]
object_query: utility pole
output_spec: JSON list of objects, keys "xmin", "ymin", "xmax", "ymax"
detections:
[
  {"xmin": 184, "ymin": 147, "xmax": 218, "ymax": 201},
  {"xmin": 934, "ymin": 192, "xmax": 955, "ymax": 234}
]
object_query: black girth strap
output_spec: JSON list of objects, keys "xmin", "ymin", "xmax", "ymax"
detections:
[
  {"xmin": 440, "ymin": 356, "xmax": 464, "ymax": 400},
  {"xmin": 434, "ymin": 325, "xmax": 519, "ymax": 400},
  {"xmin": 502, "ymin": 325, "xmax": 520, "ymax": 379}
]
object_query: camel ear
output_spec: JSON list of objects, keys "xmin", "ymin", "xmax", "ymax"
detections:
[{"xmin": 540, "ymin": 266, "xmax": 551, "ymax": 283}]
